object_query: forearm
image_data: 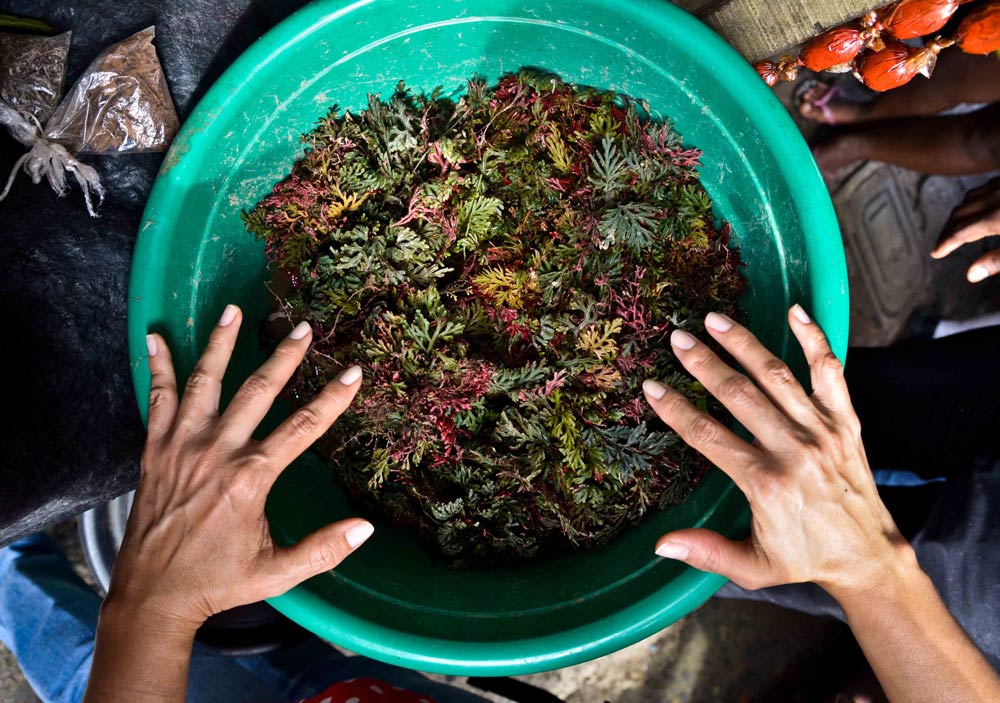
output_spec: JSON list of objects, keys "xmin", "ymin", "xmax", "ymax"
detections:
[
  {"xmin": 83, "ymin": 600, "xmax": 197, "ymax": 703},
  {"xmin": 863, "ymin": 52, "xmax": 1000, "ymax": 122},
  {"xmin": 862, "ymin": 73, "xmax": 966, "ymax": 122},
  {"xmin": 842, "ymin": 107, "xmax": 1000, "ymax": 175},
  {"xmin": 832, "ymin": 550, "xmax": 1000, "ymax": 703}
]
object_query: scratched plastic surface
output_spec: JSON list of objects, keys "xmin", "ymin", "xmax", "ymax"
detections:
[{"xmin": 128, "ymin": 0, "xmax": 847, "ymax": 676}]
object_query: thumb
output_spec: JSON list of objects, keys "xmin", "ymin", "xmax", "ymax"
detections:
[
  {"xmin": 967, "ymin": 248, "xmax": 1000, "ymax": 283},
  {"xmin": 273, "ymin": 518, "xmax": 374, "ymax": 588},
  {"xmin": 655, "ymin": 528, "xmax": 771, "ymax": 590}
]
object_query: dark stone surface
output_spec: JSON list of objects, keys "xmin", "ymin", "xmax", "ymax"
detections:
[{"xmin": 0, "ymin": 0, "xmax": 312, "ymax": 545}]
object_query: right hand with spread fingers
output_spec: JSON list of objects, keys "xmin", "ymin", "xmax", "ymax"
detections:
[{"xmin": 642, "ymin": 306, "xmax": 913, "ymax": 601}]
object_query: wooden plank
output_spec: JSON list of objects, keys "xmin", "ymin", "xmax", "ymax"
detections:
[
  {"xmin": 693, "ymin": 0, "xmax": 883, "ymax": 62},
  {"xmin": 672, "ymin": 0, "xmax": 724, "ymax": 13}
]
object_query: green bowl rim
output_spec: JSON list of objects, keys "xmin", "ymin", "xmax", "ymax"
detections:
[{"xmin": 128, "ymin": 0, "xmax": 847, "ymax": 676}]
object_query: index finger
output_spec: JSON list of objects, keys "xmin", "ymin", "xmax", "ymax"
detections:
[
  {"xmin": 642, "ymin": 380, "xmax": 762, "ymax": 491},
  {"xmin": 788, "ymin": 305, "xmax": 853, "ymax": 415},
  {"xmin": 932, "ymin": 215, "xmax": 999, "ymax": 259},
  {"xmin": 962, "ymin": 177, "xmax": 1000, "ymax": 202},
  {"xmin": 949, "ymin": 180, "xmax": 1000, "ymax": 222}
]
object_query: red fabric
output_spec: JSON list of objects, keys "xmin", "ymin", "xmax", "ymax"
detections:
[{"xmin": 298, "ymin": 677, "xmax": 438, "ymax": 703}]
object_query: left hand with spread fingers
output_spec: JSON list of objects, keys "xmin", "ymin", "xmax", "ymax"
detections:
[
  {"xmin": 641, "ymin": 305, "xmax": 909, "ymax": 600},
  {"xmin": 642, "ymin": 306, "xmax": 1000, "ymax": 703}
]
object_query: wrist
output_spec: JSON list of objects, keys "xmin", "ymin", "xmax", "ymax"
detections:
[
  {"xmin": 823, "ymin": 540, "xmax": 925, "ymax": 608},
  {"xmin": 87, "ymin": 595, "xmax": 199, "ymax": 703},
  {"xmin": 98, "ymin": 593, "xmax": 202, "ymax": 644}
]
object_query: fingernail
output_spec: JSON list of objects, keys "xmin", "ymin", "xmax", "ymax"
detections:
[
  {"xmin": 146, "ymin": 334, "xmax": 158, "ymax": 357},
  {"xmin": 968, "ymin": 265, "xmax": 989, "ymax": 283},
  {"xmin": 791, "ymin": 304, "xmax": 811, "ymax": 324},
  {"xmin": 705, "ymin": 312, "xmax": 733, "ymax": 333},
  {"xmin": 670, "ymin": 329, "xmax": 697, "ymax": 350},
  {"xmin": 218, "ymin": 304, "xmax": 238, "ymax": 327},
  {"xmin": 288, "ymin": 321, "xmax": 311, "ymax": 340},
  {"xmin": 642, "ymin": 379, "xmax": 668, "ymax": 400},
  {"xmin": 338, "ymin": 365, "xmax": 362, "ymax": 386},
  {"xmin": 655, "ymin": 541, "xmax": 690, "ymax": 560},
  {"xmin": 345, "ymin": 521, "xmax": 374, "ymax": 549}
]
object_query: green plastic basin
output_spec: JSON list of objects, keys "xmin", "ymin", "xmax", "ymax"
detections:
[{"xmin": 128, "ymin": 0, "xmax": 847, "ymax": 676}]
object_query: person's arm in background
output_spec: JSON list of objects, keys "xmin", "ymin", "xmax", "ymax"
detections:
[
  {"xmin": 815, "ymin": 103, "xmax": 1000, "ymax": 176},
  {"xmin": 643, "ymin": 306, "xmax": 1000, "ymax": 703},
  {"xmin": 83, "ymin": 305, "xmax": 373, "ymax": 703},
  {"xmin": 801, "ymin": 49, "xmax": 1000, "ymax": 124},
  {"xmin": 857, "ymin": 50, "xmax": 1000, "ymax": 122}
]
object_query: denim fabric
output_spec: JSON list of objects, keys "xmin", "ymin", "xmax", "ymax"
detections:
[{"xmin": 0, "ymin": 534, "xmax": 487, "ymax": 703}]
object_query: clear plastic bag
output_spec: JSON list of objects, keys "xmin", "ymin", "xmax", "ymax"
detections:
[
  {"xmin": 0, "ymin": 26, "xmax": 178, "ymax": 216},
  {"xmin": 0, "ymin": 30, "xmax": 71, "ymax": 125},
  {"xmin": 44, "ymin": 27, "xmax": 178, "ymax": 155}
]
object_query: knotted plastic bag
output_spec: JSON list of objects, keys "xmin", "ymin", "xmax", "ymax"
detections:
[
  {"xmin": 855, "ymin": 36, "xmax": 954, "ymax": 91},
  {"xmin": 0, "ymin": 102, "xmax": 104, "ymax": 215},
  {"xmin": 753, "ymin": 56, "xmax": 799, "ymax": 87},
  {"xmin": 0, "ymin": 27, "xmax": 178, "ymax": 216},
  {"xmin": 879, "ymin": 0, "xmax": 961, "ymax": 41},
  {"xmin": 799, "ymin": 12, "xmax": 885, "ymax": 72},
  {"xmin": 44, "ymin": 27, "xmax": 178, "ymax": 155}
]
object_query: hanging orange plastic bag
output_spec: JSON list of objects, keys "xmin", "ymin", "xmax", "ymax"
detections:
[
  {"xmin": 799, "ymin": 12, "xmax": 885, "ymax": 72},
  {"xmin": 955, "ymin": 1, "xmax": 1000, "ymax": 54},
  {"xmin": 856, "ymin": 36, "xmax": 953, "ymax": 91},
  {"xmin": 753, "ymin": 56, "xmax": 799, "ymax": 86},
  {"xmin": 880, "ymin": 0, "xmax": 961, "ymax": 40}
]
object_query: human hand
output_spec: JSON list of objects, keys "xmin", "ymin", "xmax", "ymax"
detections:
[
  {"xmin": 932, "ymin": 177, "xmax": 1000, "ymax": 283},
  {"xmin": 642, "ymin": 306, "xmax": 914, "ymax": 602},
  {"xmin": 106, "ymin": 304, "xmax": 372, "ymax": 633}
]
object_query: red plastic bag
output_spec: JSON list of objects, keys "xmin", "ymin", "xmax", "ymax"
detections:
[
  {"xmin": 880, "ymin": 0, "xmax": 961, "ymax": 40},
  {"xmin": 955, "ymin": 1, "xmax": 1000, "ymax": 54},
  {"xmin": 301, "ymin": 678, "xmax": 437, "ymax": 703},
  {"xmin": 753, "ymin": 55, "xmax": 799, "ymax": 87},
  {"xmin": 856, "ymin": 37, "xmax": 953, "ymax": 91},
  {"xmin": 799, "ymin": 12, "xmax": 884, "ymax": 72}
]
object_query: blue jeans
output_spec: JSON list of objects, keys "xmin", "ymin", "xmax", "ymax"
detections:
[{"xmin": 0, "ymin": 534, "xmax": 487, "ymax": 703}]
